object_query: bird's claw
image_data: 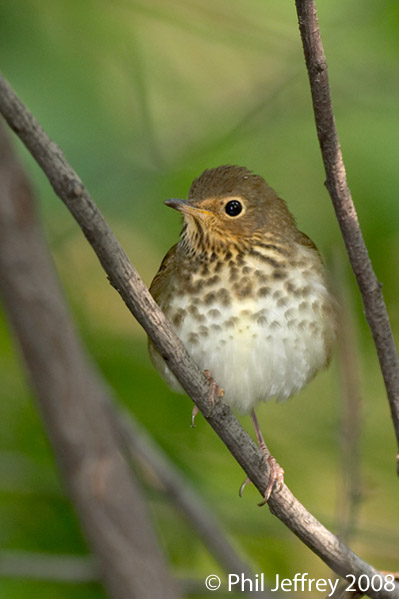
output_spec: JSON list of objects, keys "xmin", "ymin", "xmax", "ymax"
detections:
[
  {"xmin": 258, "ymin": 455, "xmax": 285, "ymax": 506},
  {"xmin": 239, "ymin": 476, "xmax": 252, "ymax": 497},
  {"xmin": 191, "ymin": 405, "xmax": 199, "ymax": 428},
  {"xmin": 238, "ymin": 457, "xmax": 284, "ymax": 505}
]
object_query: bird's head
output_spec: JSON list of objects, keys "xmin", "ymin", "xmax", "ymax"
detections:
[{"xmin": 165, "ymin": 165, "xmax": 298, "ymax": 254}]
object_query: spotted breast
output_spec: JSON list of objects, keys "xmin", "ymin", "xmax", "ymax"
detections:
[{"xmin": 149, "ymin": 235, "xmax": 336, "ymax": 413}]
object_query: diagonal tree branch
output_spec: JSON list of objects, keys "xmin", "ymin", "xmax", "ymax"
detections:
[
  {"xmin": 0, "ymin": 118, "xmax": 181, "ymax": 599},
  {"xmin": 295, "ymin": 0, "xmax": 399, "ymax": 459},
  {"xmin": 0, "ymin": 74, "xmax": 398, "ymax": 598},
  {"xmin": 0, "ymin": 117, "xmax": 266, "ymax": 597}
]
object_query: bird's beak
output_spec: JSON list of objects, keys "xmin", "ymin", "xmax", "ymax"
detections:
[
  {"xmin": 165, "ymin": 198, "xmax": 211, "ymax": 218},
  {"xmin": 165, "ymin": 198, "xmax": 188, "ymax": 211}
]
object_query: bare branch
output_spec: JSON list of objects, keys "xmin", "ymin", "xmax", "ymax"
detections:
[
  {"xmin": 0, "ymin": 74, "xmax": 398, "ymax": 598},
  {"xmin": 0, "ymin": 104, "xmax": 266, "ymax": 595},
  {"xmin": 0, "ymin": 119, "xmax": 180, "ymax": 599},
  {"xmin": 295, "ymin": 0, "xmax": 399, "ymax": 456}
]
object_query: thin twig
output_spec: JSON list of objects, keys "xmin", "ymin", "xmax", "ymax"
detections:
[
  {"xmin": 0, "ymin": 74, "xmax": 398, "ymax": 599},
  {"xmin": 295, "ymin": 0, "xmax": 399, "ymax": 459}
]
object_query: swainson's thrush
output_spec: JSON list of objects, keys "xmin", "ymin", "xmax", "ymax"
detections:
[{"xmin": 149, "ymin": 165, "xmax": 337, "ymax": 502}]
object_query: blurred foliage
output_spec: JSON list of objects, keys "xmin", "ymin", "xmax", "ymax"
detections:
[{"xmin": 0, "ymin": 0, "xmax": 398, "ymax": 597}]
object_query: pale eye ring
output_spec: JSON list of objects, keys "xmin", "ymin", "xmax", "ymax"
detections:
[{"xmin": 225, "ymin": 200, "xmax": 242, "ymax": 217}]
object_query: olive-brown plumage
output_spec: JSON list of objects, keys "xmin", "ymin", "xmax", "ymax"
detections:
[{"xmin": 149, "ymin": 165, "xmax": 337, "ymax": 501}]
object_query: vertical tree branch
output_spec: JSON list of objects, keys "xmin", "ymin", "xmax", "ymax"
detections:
[
  {"xmin": 295, "ymin": 0, "xmax": 399, "ymax": 457},
  {"xmin": 333, "ymin": 255, "xmax": 363, "ymax": 542}
]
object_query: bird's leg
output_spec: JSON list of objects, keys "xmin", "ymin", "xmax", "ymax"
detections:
[
  {"xmin": 191, "ymin": 370, "xmax": 224, "ymax": 427},
  {"xmin": 203, "ymin": 369, "xmax": 224, "ymax": 417},
  {"xmin": 251, "ymin": 409, "xmax": 284, "ymax": 505},
  {"xmin": 239, "ymin": 410, "xmax": 284, "ymax": 502}
]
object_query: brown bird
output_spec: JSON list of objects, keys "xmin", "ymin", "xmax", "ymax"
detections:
[{"xmin": 149, "ymin": 165, "xmax": 337, "ymax": 502}]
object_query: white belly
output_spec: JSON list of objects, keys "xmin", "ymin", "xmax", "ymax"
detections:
[{"xmin": 151, "ymin": 251, "xmax": 335, "ymax": 413}]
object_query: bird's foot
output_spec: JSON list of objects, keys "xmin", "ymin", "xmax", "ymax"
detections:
[
  {"xmin": 238, "ymin": 457, "xmax": 284, "ymax": 505},
  {"xmin": 258, "ymin": 455, "xmax": 285, "ymax": 506},
  {"xmin": 248, "ymin": 409, "xmax": 284, "ymax": 505},
  {"xmin": 203, "ymin": 369, "xmax": 224, "ymax": 417},
  {"xmin": 191, "ymin": 370, "xmax": 224, "ymax": 427}
]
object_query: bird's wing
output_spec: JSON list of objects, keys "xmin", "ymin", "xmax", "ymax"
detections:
[
  {"xmin": 149, "ymin": 243, "xmax": 178, "ymax": 303},
  {"xmin": 295, "ymin": 229, "xmax": 319, "ymax": 252}
]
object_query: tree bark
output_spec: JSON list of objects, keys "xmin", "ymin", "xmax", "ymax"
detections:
[{"xmin": 295, "ymin": 0, "xmax": 399, "ymax": 456}]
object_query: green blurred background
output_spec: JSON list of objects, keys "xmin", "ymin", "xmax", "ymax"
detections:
[{"xmin": 0, "ymin": 0, "xmax": 398, "ymax": 597}]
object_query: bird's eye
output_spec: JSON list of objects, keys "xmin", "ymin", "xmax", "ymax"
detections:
[{"xmin": 224, "ymin": 200, "xmax": 242, "ymax": 217}]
